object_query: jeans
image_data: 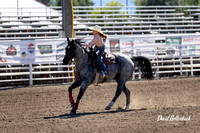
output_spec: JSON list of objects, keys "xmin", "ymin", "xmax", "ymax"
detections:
[{"xmin": 94, "ymin": 45, "xmax": 108, "ymax": 72}]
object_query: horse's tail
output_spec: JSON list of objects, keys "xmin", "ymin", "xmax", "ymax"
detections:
[{"xmin": 131, "ymin": 56, "xmax": 154, "ymax": 80}]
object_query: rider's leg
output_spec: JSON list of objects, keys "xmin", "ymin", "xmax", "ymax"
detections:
[{"xmin": 97, "ymin": 46, "xmax": 108, "ymax": 74}]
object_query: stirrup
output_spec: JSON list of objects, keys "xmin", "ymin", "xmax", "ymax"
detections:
[{"xmin": 102, "ymin": 71, "xmax": 108, "ymax": 78}]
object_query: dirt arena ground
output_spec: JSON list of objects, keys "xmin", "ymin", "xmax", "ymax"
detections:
[{"xmin": 0, "ymin": 77, "xmax": 200, "ymax": 133}]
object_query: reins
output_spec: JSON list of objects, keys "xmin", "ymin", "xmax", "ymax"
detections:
[{"xmin": 74, "ymin": 51, "xmax": 104, "ymax": 80}]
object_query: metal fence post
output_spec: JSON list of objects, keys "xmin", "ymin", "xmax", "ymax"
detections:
[
  {"xmin": 131, "ymin": 39, "xmax": 135, "ymax": 80},
  {"xmin": 132, "ymin": 69, "xmax": 135, "ymax": 80},
  {"xmin": 29, "ymin": 63, "xmax": 33, "ymax": 86},
  {"xmin": 190, "ymin": 56, "xmax": 194, "ymax": 76},
  {"xmin": 180, "ymin": 45, "xmax": 183, "ymax": 75}
]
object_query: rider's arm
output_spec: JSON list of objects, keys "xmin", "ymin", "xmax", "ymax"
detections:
[
  {"xmin": 80, "ymin": 35, "xmax": 101, "ymax": 48},
  {"xmin": 87, "ymin": 35, "xmax": 98, "ymax": 48},
  {"xmin": 80, "ymin": 38, "xmax": 96, "ymax": 47}
]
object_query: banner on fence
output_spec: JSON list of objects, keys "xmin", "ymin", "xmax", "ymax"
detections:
[
  {"xmin": 182, "ymin": 36, "xmax": 200, "ymax": 44},
  {"xmin": 134, "ymin": 37, "xmax": 156, "ymax": 57},
  {"xmin": 120, "ymin": 39, "xmax": 134, "ymax": 57},
  {"xmin": 165, "ymin": 37, "xmax": 182, "ymax": 56},
  {"xmin": 0, "ymin": 41, "xmax": 21, "ymax": 64},
  {"xmin": 0, "ymin": 40, "xmax": 67, "ymax": 64},
  {"xmin": 182, "ymin": 36, "xmax": 200, "ymax": 56},
  {"xmin": 1, "ymin": 35, "xmax": 200, "ymax": 64},
  {"xmin": 109, "ymin": 39, "xmax": 120, "ymax": 53}
]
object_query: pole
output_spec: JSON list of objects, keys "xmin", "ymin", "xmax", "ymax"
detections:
[
  {"xmin": 29, "ymin": 63, "xmax": 33, "ymax": 86},
  {"xmin": 126, "ymin": 0, "xmax": 128, "ymax": 14},
  {"xmin": 100, "ymin": 0, "xmax": 102, "ymax": 7},
  {"xmin": 17, "ymin": 0, "xmax": 19, "ymax": 16},
  {"xmin": 71, "ymin": 62, "xmax": 75, "ymax": 82},
  {"xmin": 100, "ymin": 0, "xmax": 102, "ymax": 13},
  {"xmin": 62, "ymin": 0, "xmax": 74, "ymax": 38},
  {"xmin": 180, "ymin": 46, "xmax": 183, "ymax": 75},
  {"xmin": 131, "ymin": 40, "xmax": 134, "ymax": 57},
  {"xmin": 190, "ymin": 57, "xmax": 194, "ymax": 76}
]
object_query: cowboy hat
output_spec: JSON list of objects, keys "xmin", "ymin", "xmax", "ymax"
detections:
[{"xmin": 89, "ymin": 25, "xmax": 105, "ymax": 35}]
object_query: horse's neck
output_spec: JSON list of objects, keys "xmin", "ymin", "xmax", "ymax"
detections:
[{"xmin": 74, "ymin": 45, "xmax": 89, "ymax": 70}]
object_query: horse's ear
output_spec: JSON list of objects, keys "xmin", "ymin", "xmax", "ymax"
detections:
[
  {"xmin": 71, "ymin": 39, "xmax": 75, "ymax": 45},
  {"xmin": 67, "ymin": 37, "xmax": 71, "ymax": 44}
]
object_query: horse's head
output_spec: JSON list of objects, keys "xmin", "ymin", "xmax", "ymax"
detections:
[{"xmin": 63, "ymin": 37, "xmax": 76, "ymax": 65}]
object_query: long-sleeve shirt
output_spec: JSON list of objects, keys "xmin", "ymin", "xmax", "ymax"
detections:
[{"xmin": 87, "ymin": 34, "xmax": 104, "ymax": 48}]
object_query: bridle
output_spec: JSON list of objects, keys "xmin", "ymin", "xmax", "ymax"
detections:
[
  {"xmin": 64, "ymin": 43, "xmax": 89, "ymax": 80},
  {"xmin": 64, "ymin": 43, "xmax": 84, "ymax": 64}
]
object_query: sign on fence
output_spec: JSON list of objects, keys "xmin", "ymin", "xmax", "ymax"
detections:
[
  {"xmin": 181, "ymin": 36, "xmax": 200, "ymax": 56},
  {"xmin": 165, "ymin": 37, "xmax": 181, "ymax": 56},
  {"xmin": 0, "ymin": 40, "xmax": 67, "ymax": 64},
  {"xmin": 1, "ymin": 35, "xmax": 200, "ymax": 64},
  {"xmin": 134, "ymin": 37, "xmax": 156, "ymax": 57},
  {"xmin": 120, "ymin": 39, "xmax": 134, "ymax": 57}
]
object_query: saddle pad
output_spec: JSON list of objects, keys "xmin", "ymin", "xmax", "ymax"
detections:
[{"xmin": 102, "ymin": 53, "xmax": 118, "ymax": 66}]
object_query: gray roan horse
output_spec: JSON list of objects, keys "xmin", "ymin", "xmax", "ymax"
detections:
[{"xmin": 63, "ymin": 38, "xmax": 154, "ymax": 114}]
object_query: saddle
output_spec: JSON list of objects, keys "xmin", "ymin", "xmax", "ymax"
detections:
[
  {"xmin": 102, "ymin": 52, "xmax": 118, "ymax": 66},
  {"xmin": 88, "ymin": 48, "xmax": 118, "ymax": 71}
]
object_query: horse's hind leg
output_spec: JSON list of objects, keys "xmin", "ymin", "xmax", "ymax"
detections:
[
  {"xmin": 122, "ymin": 84, "xmax": 130, "ymax": 109},
  {"xmin": 68, "ymin": 79, "xmax": 81, "ymax": 107},
  {"xmin": 105, "ymin": 81, "xmax": 125, "ymax": 110}
]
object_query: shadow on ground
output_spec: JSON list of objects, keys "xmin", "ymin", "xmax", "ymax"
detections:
[{"xmin": 44, "ymin": 108, "xmax": 147, "ymax": 119}]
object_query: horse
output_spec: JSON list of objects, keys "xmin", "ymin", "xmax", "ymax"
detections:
[{"xmin": 63, "ymin": 38, "xmax": 154, "ymax": 114}]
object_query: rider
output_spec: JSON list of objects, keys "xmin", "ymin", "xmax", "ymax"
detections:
[{"xmin": 81, "ymin": 25, "xmax": 108, "ymax": 78}]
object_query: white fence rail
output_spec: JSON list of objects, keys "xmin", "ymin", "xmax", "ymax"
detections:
[
  {"xmin": 0, "ymin": 63, "xmax": 75, "ymax": 86},
  {"xmin": 0, "ymin": 34, "xmax": 200, "ymax": 86}
]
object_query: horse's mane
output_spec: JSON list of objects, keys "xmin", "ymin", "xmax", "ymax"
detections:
[
  {"xmin": 74, "ymin": 39, "xmax": 90, "ymax": 54},
  {"xmin": 74, "ymin": 39, "xmax": 95, "ymax": 60}
]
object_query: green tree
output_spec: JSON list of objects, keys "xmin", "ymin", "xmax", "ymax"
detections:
[
  {"xmin": 38, "ymin": 0, "xmax": 94, "ymax": 6},
  {"xmin": 92, "ymin": 0, "xmax": 124, "ymax": 15},
  {"xmin": 132, "ymin": 0, "xmax": 200, "ymax": 6},
  {"xmin": 106, "ymin": 0, "xmax": 124, "ymax": 6},
  {"xmin": 132, "ymin": 0, "xmax": 177, "ymax": 6},
  {"xmin": 36, "ymin": 0, "xmax": 52, "ymax": 6},
  {"xmin": 105, "ymin": 0, "xmax": 124, "ymax": 14},
  {"xmin": 181, "ymin": 0, "xmax": 200, "ymax": 5},
  {"xmin": 73, "ymin": 0, "xmax": 94, "ymax": 6},
  {"xmin": 91, "ymin": 0, "xmax": 124, "ymax": 26},
  {"xmin": 50, "ymin": 0, "xmax": 94, "ymax": 6}
]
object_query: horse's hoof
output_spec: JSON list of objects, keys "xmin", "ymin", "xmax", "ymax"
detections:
[
  {"xmin": 105, "ymin": 106, "xmax": 111, "ymax": 110},
  {"xmin": 123, "ymin": 106, "xmax": 130, "ymax": 110},
  {"xmin": 70, "ymin": 110, "xmax": 76, "ymax": 114},
  {"xmin": 71, "ymin": 103, "xmax": 75, "ymax": 108},
  {"xmin": 123, "ymin": 105, "xmax": 130, "ymax": 110},
  {"xmin": 105, "ymin": 101, "xmax": 114, "ymax": 110}
]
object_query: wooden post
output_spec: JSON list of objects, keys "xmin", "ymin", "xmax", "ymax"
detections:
[
  {"xmin": 62, "ymin": 0, "xmax": 74, "ymax": 38},
  {"xmin": 71, "ymin": 62, "xmax": 75, "ymax": 82}
]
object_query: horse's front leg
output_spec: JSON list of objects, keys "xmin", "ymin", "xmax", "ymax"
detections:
[
  {"xmin": 71, "ymin": 79, "xmax": 89, "ymax": 114},
  {"xmin": 68, "ymin": 79, "xmax": 81, "ymax": 107}
]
